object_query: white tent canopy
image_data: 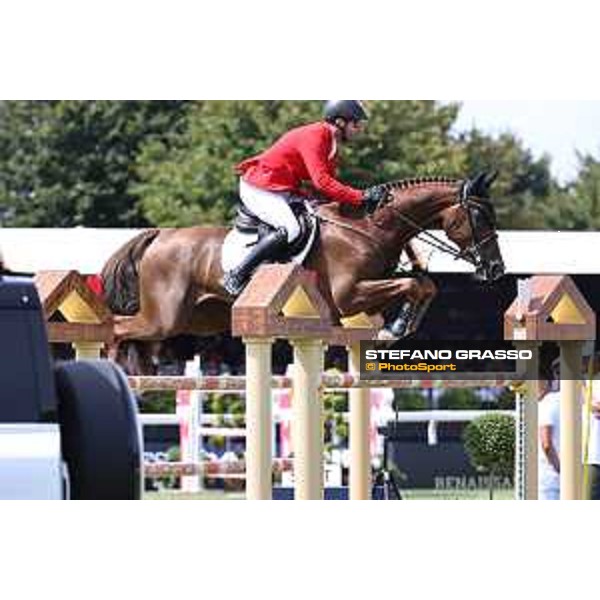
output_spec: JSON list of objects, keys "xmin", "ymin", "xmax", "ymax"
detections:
[
  {"xmin": 0, "ymin": 228, "xmax": 596, "ymax": 275},
  {"xmin": 0, "ymin": 228, "xmax": 143, "ymax": 273},
  {"xmin": 417, "ymin": 230, "xmax": 597, "ymax": 275}
]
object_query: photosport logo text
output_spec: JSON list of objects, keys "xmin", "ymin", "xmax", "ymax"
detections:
[{"xmin": 359, "ymin": 340, "xmax": 536, "ymax": 381}]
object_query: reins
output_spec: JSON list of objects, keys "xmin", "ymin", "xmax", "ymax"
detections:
[{"xmin": 318, "ymin": 176, "xmax": 497, "ymax": 270}]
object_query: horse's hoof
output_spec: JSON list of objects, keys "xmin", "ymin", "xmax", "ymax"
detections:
[{"xmin": 377, "ymin": 329, "xmax": 399, "ymax": 342}]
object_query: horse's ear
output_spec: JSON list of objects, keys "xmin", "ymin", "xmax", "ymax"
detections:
[
  {"xmin": 468, "ymin": 171, "xmax": 497, "ymax": 198},
  {"xmin": 483, "ymin": 170, "xmax": 499, "ymax": 192},
  {"xmin": 468, "ymin": 172, "xmax": 487, "ymax": 197}
]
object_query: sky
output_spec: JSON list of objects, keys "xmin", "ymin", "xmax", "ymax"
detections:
[{"xmin": 452, "ymin": 101, "xmax": 600, "ymax": 184}]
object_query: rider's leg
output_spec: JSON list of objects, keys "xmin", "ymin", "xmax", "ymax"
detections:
[
  {"xmin": 223, "ymin": 226, "xmax": 289, "ymax": 296},
  {"xmin": 223, "ymin": 180, "xmax": 303, "ymax": 296},
  {"xmin": 239, "ymin": 179, "xmax": 302, "ymax": 243}
]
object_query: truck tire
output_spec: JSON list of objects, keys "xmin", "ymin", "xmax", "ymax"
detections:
[{"xmin": 54, "ymin": 360, "xmax": 142, "ymax": 499}]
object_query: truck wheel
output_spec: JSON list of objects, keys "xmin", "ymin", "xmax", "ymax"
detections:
[{"xmin": 55, "ymin": 360, "xmax": 142, "ymax": 500}]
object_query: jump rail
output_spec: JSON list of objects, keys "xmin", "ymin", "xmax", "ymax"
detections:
[{"xmin": 128, "ymin": 373, "xmax": 520, "ymax": 392}]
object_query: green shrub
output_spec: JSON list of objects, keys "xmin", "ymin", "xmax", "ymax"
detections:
[
  {"xmin": 324, "ymin": 391, "xmax": 348, "ymax": 414},
  {"xmin": 463, "ymin": 413, "xmax": 515, "ymax": 499},
  {"xmin": 139, "ymin": 391, "xmax": 175, "ymax": 413},
  {"xmin": 159, "ymin": 445, "xmax": 181, "ymax": 489},
  {"xmin": 323, "ymin": 391, "xmax": 349, "ymax": 451},
  {"xmin": 166, "ymin": 445, "xmax": 180, "ymax": 462}
]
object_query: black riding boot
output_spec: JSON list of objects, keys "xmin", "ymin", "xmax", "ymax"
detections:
[{"xmin": 223, "ymin": 228, "xmax": 289, "ymax": 296}]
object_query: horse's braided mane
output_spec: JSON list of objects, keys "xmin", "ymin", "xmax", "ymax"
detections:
[
  {"xmin": 382, "ymin": 176, "xmax": 462, "ymax": 192},
  {"xmin": 378, "ymin": 176, "xmax": 496, "ymax": 223}
]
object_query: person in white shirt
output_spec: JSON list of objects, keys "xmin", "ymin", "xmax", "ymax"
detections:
[
  {"xmin": 538, "ymin": 386, "xmax": 561, "ymax": 500},
  {"xmin": 539, "ymin": 355, "xmax": 600, "ymax": 501}
]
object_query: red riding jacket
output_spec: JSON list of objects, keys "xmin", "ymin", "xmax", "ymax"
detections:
[{"xmin": 236, "ymin": 122, "xmax": 363, "ymax": 206}]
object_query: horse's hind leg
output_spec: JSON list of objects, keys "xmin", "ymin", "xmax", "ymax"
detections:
[
  {"xmin": 113, "ymin": 267, "xmax": 195, "ymax": 343},
  {"xmin": 187, "ymin": 295, "xmax": 232, "ymax": 336}
]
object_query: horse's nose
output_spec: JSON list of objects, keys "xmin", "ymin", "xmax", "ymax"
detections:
[
  {"xmin": 474, "ymin": 259, "xmax": 505, "ymax": 283},
  {"xmin": 489, "ymin": 259, "xmax": 505, "ymax": 282},
  {"xmin": 473, "ymin": 267, "xmax": 487, "ymax": 283}
]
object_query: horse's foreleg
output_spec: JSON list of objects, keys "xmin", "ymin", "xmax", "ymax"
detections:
[
  {"xmin": 336, "ymin": 276, "xmax": 437, "ymax": 317},
  {"xmin": 106, "ymin": 342, "xmax": 119, "ymax": 362},
  {"xmin": 187, "ymin": 296, "xmax": 232, "ymax": 336},
  {"xmin": 110, "ymin": 315, "xmax": 166, "ymax": 375}
]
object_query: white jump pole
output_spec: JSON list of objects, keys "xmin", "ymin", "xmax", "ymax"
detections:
[
  {"xmin": 178, "ymin": 356, "xmax": 202, "ymax": 493},
  {"xmin": 348, "ymin": 343, "xmax": 371, "ymax": 500},
  {"xmin": 244, "ymin": 337, "xmax": 274, "ymax": 500},
  {"xmin": 291, "ymin": 338, "xmax": 324, "ymax": 500},
  {"xmin": 560, "ymin": 340, "xmax": 583, "ymax": 500}
]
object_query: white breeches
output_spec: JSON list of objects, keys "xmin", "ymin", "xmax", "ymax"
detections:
[{"xmin": 239, "ymin": 179, "xmax": 302, "ymax": 243}]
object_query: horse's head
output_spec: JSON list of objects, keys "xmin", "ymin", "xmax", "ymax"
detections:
[
  {"xmin": 439, "ymin": 171, "xmax": 505, "ymax": 283},
  {"xmin": 373, "ymin": 173, "xmax": 505, "ymax": 284}
]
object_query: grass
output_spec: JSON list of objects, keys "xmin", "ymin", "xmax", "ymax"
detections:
[
  {"xmin": 401, "ymin": 488, "xmax": 514, "ymax": 500},
  {"xmin": 144, "ymin": 488, "xmax": 515, "ymax": 501},
  {"xmin": 145, "ymin": 490, "xmax": 245, "ymax": 501}
]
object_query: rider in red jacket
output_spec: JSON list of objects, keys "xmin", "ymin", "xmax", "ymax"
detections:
[
  {"xmin": 237, "ymin": 120, "xmax": 364, "ymax": 205},
  {"xmin": 223, "ymin": 101, "xmax": 387, "ymax": 296}
]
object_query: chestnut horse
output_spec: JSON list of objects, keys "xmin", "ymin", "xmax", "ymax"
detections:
[{"xmin": 102, "ymin": 173, "xmax": 505, "ymax": 373}]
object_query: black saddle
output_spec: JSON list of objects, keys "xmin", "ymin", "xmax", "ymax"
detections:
[
  {"xmin": 233, "ymin": 199, "xmax": 317, "ymax": 257},
  {"xmin": 234, "ymin": 203, "xmax": 267, "ymax": 234}
]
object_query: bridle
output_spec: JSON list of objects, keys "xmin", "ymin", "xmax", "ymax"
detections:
[
  {"xmin": 317, "ymin": 178, "xmax": 499, "ymax": 271},
  {"xmin": 457, "ymin": 183, "xmax": 499, "ymax": 266},
  {"xmin": 378, "ymin": 181, "xmax": 498, "ymax": 268}
]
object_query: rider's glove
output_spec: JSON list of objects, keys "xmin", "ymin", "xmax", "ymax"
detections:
[{"xmin": 363, "ymin": 186, "xmax": 388, "ymax": 214}]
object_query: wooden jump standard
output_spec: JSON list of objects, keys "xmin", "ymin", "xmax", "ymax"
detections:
[
  {"xmin": 505, "ymin": 275, "xmax": 596, "ymax": 500},
  {"xmin": 232, "ymin": 263, "xmax": 379, "ymax": 500}
]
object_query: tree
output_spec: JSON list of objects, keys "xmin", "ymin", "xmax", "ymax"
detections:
[
  {"xmin": 544, "ymin": 152, "xmax": 600, "ymax": 230},
  {"xmin": 134, "ymin": 100, "xmax": 465, "ymax": 227},
  {"xmin": 134, "ymin": 101, "xmax": 322, "ymax": 226},
  {"xmin": 457, "ymin": 129, "xmax": 556, "ymax": 229},
  {"xmin": 438, "ymin": 388, "xmax": 481, "ymax": 410},
  {"xmin": 0, "ymin": 100, "xmax": 571, "ymax": 231},
  {"xmin": 576, "ymin": 153, "xmax": 600, "ymax": 222},
  {"xmin": 340, "ymin": 100, "xmax": 463, "ymax": 186},
  {"xmin": 0, "ymin": 101, "xmax": 189, "ymax": 227},
  {"xmin": 392, "ymin": 389, "xmax": 428, "ymax": 411}
]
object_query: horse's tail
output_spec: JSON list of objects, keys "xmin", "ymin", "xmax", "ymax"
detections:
[{"xmin": 102, "ymin": 229, "xmax": 161, "ymax": 315}]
